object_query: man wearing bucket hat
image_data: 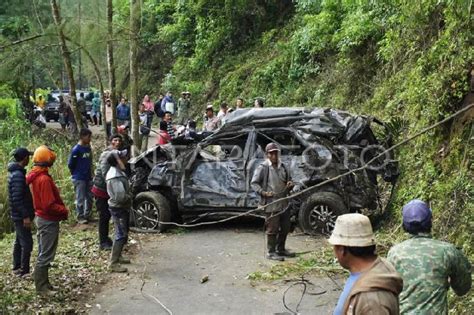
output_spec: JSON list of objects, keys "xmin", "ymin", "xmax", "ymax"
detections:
[
  {"xmin": 26, "ymin": 145, "xmax": 68, "ymax": 295},
  {"xmin": 387, "ymin": 200, "xmax": 471, "ymax": 314},
  {"xmin": 329, "ymin": 213, "xmax": 402, "ymax": 315},
  {"xmin": 251, "ymin": 142, "xmax": 295, "ymax": 261},
  {"xmin": 177, "ymin": 91, "xmax": 191, "ymax": 125}
]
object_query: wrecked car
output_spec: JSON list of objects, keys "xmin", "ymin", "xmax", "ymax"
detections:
[{"xmin": 128, "ymin": 107, "xmax": 399, "ymax": 235}]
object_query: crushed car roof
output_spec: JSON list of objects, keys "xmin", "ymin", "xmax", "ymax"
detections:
[{"xmin": 220, "ymin": 107, "xmax": 379, "ymax": 145}]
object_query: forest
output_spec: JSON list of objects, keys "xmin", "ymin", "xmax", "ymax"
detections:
[{"xmin": 0, "ymin": 0, "xmax": 472, "ymax": 313}]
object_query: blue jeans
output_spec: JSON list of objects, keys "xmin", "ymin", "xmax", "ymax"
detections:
[
  {"xmin": 72, "ymin": 179, "xmax": 93, "ymax": 219},
  {"xmin": 109, "ymin": 208, "xmax": 129, "ymax": 242},
  {"xmin": 13, "ymin": 220, "xmax": 33, "ymax": 274}
]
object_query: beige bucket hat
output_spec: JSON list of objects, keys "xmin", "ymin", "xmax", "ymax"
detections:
[{"xmin": 328, "ymin": 213, "xmax": 375, "ymax": 247}]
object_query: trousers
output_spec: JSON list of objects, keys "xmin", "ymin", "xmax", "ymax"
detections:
[
  {"xmin": 72, "ymin": 179, "xmax": 93, "ymax": 219},
  {"xmin": 13, "ymin": 220, "xmax": 33, "ymax": 273},
  {"xmin": 35, "ymin": 216, "xmax": 59, "ymax": 268}
]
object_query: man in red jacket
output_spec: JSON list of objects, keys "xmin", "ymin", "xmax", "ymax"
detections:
[{"xmin": 26, "ymin": 145, "xmax": 68, "ymax": 295}]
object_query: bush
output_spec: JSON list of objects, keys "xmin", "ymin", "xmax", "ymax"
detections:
[
  {"xmin": 0, "ymin": 98, "xmax": 18, "ymax": 120},
  {"xmin": 0, "ymin": 119, "xmax": 76, "ymax": 237}
]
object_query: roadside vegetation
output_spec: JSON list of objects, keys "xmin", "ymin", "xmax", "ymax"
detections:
[
  {"xmin": 0, "ymin": 0, "xmax": 472, "ymax": 313},
  {"xmin": 0, "ymin": 228, "xmax": 109, "ymax": 313}
]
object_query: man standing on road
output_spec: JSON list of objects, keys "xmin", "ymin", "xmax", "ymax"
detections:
[
  {"xmin": 138, "ymin": 103, "xmax": 150, "ymax": 152},
  {"xmin": 92, "ymin": 134, "xmax": 123, "ymax": 250},
  {"xmin": 77, "ymin": 92, "xmax": 89, "ymax": 128},
  {"xmin": 177, "ymin": 91, "xmax": 191, "ymax": 125},
  {"xmin": 8, "ymin": 148, "xmax": 34, "ymax": 277},
  {"xmin": 27, "ymin": 145, "xmax": 68, "ymax": 295},
  {"xmin": 58, "ymin": 95, "xmax": 69, "ymax": 130},
  {"xmin": 387, "ymin": 200, "xmax": 471, "ymax": 314},
  {"xmin": 329, "ymin": 213, "xmax": 403, "ymax": 315},
  {"xmin": 161, "ymin": 91, "xmax": 176, "ymax": 116},
  {"xmin": 68, "ymin": 128, "xmax": 93, "ymax": 224},
  {"xmin": 106, "ymin": 150, "xmax": 132, "ymax": 273},
  {"xmin": 116, "ymin": 97, "xmax": 131, "ymax": 126},
  {"xmin": 251, "ymin": 143, "xmax": 295, "ymax": 261}
]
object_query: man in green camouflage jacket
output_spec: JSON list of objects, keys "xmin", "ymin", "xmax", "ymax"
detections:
[{"xmin": 387, "ymin": 199, "xmax": 471, "ymax": 314}]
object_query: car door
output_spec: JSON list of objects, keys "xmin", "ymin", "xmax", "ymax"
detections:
[
  {"xmin": 246, "ymin": 128, "xmax": 309, "ymax": 208},
  {"xmin": 181, "ymin": 132, "xmax": 251, "ymax": 209}
]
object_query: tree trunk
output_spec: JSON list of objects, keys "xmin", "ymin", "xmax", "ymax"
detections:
[
  {"xmin": 65, "ymin": 36, "xmax": 108, "ymax": 145},
  {"xmin": 107, "ymin": 0, "xmax": 118, "ymax": 134},
  {"xmin": 50, "ymin": 0, "xmax": 82, "ymax": 131},
  {"xmin": 77, "ymin": 1, "xmax": 82, "ymax": 89},
  {"xmin": 129, "ymin": 0, "xmax": 140, "ymax": 154}
]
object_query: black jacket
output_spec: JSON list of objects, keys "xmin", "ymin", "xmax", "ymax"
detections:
[{"xmin": 8, "ymin": 162, "xmax": 34, "ymax": 221}]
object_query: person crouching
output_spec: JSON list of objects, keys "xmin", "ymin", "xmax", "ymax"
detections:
[{"xmin": 105, "ymin": 150, "xmax": 132, "ymax": 272}]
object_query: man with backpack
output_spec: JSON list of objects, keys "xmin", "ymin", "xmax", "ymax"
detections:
[
  {"xmin": 92, "ymin": 134, "xmax": 124, "ymax": 250},
  {"xmin": 251, "ymin": 143, "xmax": 295, "ymax": 261}
]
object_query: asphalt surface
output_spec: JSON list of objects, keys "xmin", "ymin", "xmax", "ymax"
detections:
[
  {"xmin": 89, "ymin": 220, "xmax": 341, "ymax": 315},
  {"xmin": 43, "ymin": 121, "xmax": 341, "ymax": 314}
]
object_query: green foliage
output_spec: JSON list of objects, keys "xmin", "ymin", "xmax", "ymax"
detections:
[
  {"xmin": 0, "ymin": 98, "xmax": 18, "ymax": 119},
  {"xmin": 0, "ymin": 118, "xmax": 77, "ymax": 236},
  {"xmin": 154, "ymin": 1, "xmax": 472, "ymax": 312},
  {"xmin": 247, "ymin": 245, "xmax": 343, "ymax": 281}
]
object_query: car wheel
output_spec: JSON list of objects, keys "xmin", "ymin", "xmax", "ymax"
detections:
[
  {"xmin": 298, "ymin": 192, "xmax": 347, "ymax": 236},
  {"xmin": 132, "ymin": 191, "xmax": 171, "ymax": 232}
]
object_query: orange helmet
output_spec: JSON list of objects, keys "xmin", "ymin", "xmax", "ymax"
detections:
[{"xmin": 33, "ymin": 145, "xmax": 57, "ymax": 167}]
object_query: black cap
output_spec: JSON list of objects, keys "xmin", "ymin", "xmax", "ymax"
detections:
[{"xmin": 13, "ymin": 147, "xmax": 33, "ymax": 162}]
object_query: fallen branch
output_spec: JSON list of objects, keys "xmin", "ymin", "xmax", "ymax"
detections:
[{"xmin": 0, "ymin": 34, "xmax": 46, "ymax": 51}]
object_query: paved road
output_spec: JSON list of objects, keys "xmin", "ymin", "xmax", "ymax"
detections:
[{"xmin": 90, "ymin": 221, "xmax": 341, "ymax": 315}]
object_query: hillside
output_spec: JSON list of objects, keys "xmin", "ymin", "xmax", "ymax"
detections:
[{"xmin": 152, "ymin": 2, "xmax": 473, "ymax": 311}]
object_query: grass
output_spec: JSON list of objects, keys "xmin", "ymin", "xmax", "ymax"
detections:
[
  {"xmin": 247, "ymin": 229, "xmax": 472, "ymax": 314},
  {"xmin": 0, "ymin": 225, "xmax": 110, "ymax": 313},
  {"xmin": 247, "ymin": 244, "xmax": 344, "ymax": 282}
]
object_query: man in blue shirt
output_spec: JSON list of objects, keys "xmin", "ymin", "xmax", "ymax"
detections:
[
  {"xmin": 329, "ymin": 213, "xmax": 402, "ymax": 315},
  {"xmin": 68, "ymin": 128, "xmax": 93, "ymax": 224},
  {"xmin": 116, "ymin": 97, "xmax": 130, "ymax": 126}
]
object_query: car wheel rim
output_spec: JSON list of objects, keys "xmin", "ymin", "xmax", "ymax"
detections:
[
  {"xmin": 134, "ymin": 201, "xmax": 160, "ymax": 230},
  {"xmin": 309, "ymin": 204, "xmax": 336, "ymax": 236}
]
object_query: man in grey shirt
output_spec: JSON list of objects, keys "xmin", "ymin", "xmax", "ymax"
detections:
[{"xmin": 251, "ymin": 143, "xmax": 295, "ymax": 261}]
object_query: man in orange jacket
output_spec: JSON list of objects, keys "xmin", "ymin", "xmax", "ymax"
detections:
[{"xmin": 26, "ymin": 145, "xmax": 68, "ymax": 295}]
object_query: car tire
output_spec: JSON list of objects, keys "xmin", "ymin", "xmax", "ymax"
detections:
[
  {"xmin": 298, "ymin": 192, "xmax": 347, "ymax": 236},
  {"xmin": 132, "ymin": 191, "xmax": 172, "ymax": 232}
]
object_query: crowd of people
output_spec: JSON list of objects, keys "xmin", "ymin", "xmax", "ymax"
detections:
[
  {"xmin": 7, "ymin": 92, "xmax": 471, "ymax": 313},
  {"xmin": 7, "ymin": 128, "xmax": 135, "ymax": 295}
]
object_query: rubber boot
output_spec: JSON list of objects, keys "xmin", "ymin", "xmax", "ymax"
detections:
[
  {"xmin": 45, "ymin": 268, "xmax": 58, "ymax": 291},
  {"xmin": 109, "ymin": 240, "xmax": 128, "ymax": 273},
  {"xmin": 266, "ymin": 235, "xmax": 284, "ymax": 261},
  {"xmin": 276, "ymin": 233, "xmax": 296, "ymax": 258},
  {"xmin": 119, "ymin": 255, "xmax": 131, "ymax": 264},
  {"xmin": 34, "ymin": 266, "xmax": 53, "ymax": 296}
]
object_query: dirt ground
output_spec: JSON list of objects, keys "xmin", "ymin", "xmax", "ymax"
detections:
[{"xmin": 88, "ymin": 220, "xmax": 342, "ymax": 315}]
